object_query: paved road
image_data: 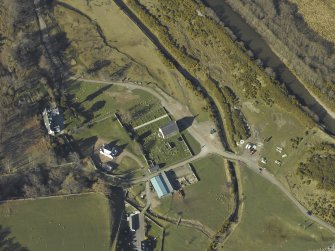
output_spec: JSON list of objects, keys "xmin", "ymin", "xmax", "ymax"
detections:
[{"xmin": 72, "ymin": 77, "xmax": 335, "ymax": 235}]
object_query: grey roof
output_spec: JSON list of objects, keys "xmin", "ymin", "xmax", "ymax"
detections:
[
  {"xmin": 42, "ymin": 107, "xmax": 64, "ymax": 135},
  {"xmin": 149, "ymin": 163, "xmax": 159, "ymax": 173},
  {"xmin": 159, "ymin": 121, "xmax": 179, "ymax": 137},
  {"xmin": 128, "ymin": 213, "xmax": 139, "ymax": 231}
]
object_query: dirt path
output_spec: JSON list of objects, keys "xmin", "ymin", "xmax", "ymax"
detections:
[{"xmin": 133, "ymin": 114, "xmax": 169, "ymax": 130}]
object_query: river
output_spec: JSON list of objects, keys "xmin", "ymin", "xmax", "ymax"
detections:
[{"xmin": 203, "ymin": 0, "xmax": 335, "ymax": 135}]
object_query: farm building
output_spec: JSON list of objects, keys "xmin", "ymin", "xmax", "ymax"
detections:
[
  {"xmin": 148, "ymin": 161, "xmax": 159, "ymax": 173},
  {"xmin": 158, "ymin": 121, "xmax": 179, "ymax": 139},
  {"xmin": 150, "ymin": 172, "xmax": 174, "ymax": 198},
  {"xmin": 42, "ymin": 107, "xmax": 64, "ymax": 135},
  {"xmin": 127, "ymin": 212, "xmax": 139, "ymax": 232}
]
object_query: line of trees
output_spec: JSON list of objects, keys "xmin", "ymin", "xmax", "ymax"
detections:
[
  {"xmin": 124, "ymin": 0, "xmax": 199, "ymax": 71},
  {"xmin": 0, "ymin": 0, "xmax": 115, "ymax": 202},
  {"xmin": 0, "ymin": 0, "xmax": 53, "ymax": 174},
  {"xmin": 297, "ymin": 144, "xmax": 335, "ymax": 191}
]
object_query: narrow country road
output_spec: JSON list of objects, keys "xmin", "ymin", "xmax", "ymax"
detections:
[{"xmin": 72, "ymin": 76, "xmax": 335, "ymax": 235}]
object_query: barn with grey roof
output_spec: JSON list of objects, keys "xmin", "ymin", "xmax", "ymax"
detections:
[{"xmin": 158, "ymin": 121, "xmax": 179, "ymax": 139}]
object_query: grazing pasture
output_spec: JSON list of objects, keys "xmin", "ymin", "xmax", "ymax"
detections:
[{"xmin": 0, "ymin": 193, "xmax": 111, "ymax": 251}]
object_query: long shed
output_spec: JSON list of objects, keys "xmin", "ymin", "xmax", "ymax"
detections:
[{"xmin": 150, "ymin": 172, "xmax": 174, "ymax": 198}]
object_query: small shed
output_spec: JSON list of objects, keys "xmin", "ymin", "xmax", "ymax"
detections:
[
  {"xmin": 158, "ymin": 121, "xmax": 179, "ymax": 139},
  {"xmin": 148, "ymin": 162, "xmax": 159, "ymax": 173}
]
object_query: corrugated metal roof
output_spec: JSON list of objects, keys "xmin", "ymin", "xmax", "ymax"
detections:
[
  {"xmin": 150, "ymin": 173, "xmax": 172, "ymax": 198},
  {"xmin": 161, "ymin": 172, "xmax": 174, "ymax": 193}
]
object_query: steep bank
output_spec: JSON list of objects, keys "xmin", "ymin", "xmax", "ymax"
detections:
[{"xmin": 202, "ymin": 0, "xmax": 335, "ymax": 134}]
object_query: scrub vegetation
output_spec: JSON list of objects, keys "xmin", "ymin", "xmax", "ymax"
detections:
[
  {"xmin": 54, "ymin": 0, "xmax": 210, "ymax": 123},
  {"xmin": 297, "ymin": 144, "xmax": 335, "ymax": 192},
  {"xmin": 123, "ymin": 0, "xmax": 316, "ymax": 151},
  {"xmin": 121, "ymin": 0, "xmax": 335, "ymax": 228},
  {"xmin": 0, "ymin": 0, "xmax": 58, "ymax": 175},
  {"xmin": 223, "ymin": 0, "xmax": 335, "ymax": 111},
  {"xmin": 289, "ymin": 0, "xmax": 335, "ymax": 44},
  {"xmin": 2, "ymin": 0, "xmax": 335, "ymax": 250},
  {"xmin": 0, "ymin": 0, "xmax": 110, "ymax": 203},
  {"xmin": 294, "ymin": 143, "xmax": 335, "ymax": 225}
]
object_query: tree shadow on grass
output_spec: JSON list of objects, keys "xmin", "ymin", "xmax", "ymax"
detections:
[
  {"xmin": 176, "ymin": 116, "xmax": 197, "ymax": 132},
  {"xmin": 0, "ymin": 225, "xmax": 29, "ymax": 251},
  {"xmin": 87, "ymin": 60, "xmax": 111, "ymax": 74},
  {"xmin": 84, "ymin": 100, "xmax": 106, "ymax": 123},
  {"xmin": 73, "ymin": 136, "xmax": 98, "ymax": 158},
  {"xmin": 82, "ymin": 85, "xmax": 113, "ymax": 103},
  {"xmin": 66, "ymin": 92, "xmax": 106, "ymax": 124}
]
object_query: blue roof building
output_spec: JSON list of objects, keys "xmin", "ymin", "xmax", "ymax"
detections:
[{"xmin": 150, "ymin": 172, "xmax": 174, "ymax": 198}]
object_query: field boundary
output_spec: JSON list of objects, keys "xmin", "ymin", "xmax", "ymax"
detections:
[
  {"xmin": 133, "ymin": 113, "xmax": 169, "ymax": 130},
  {"xmin": 0, "ymin": 191, "xmax": 96, "ymax": 204}
]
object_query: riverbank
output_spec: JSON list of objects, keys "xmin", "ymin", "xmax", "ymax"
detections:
[
  {"xmin": 202, "ymin": 0, "xmax": 335, "ymax": 134},
  {"xmin": 274, "ymin": 46, "xmax": 335, "ymax": 120}
]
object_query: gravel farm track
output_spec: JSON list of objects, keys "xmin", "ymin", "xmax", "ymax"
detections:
[{"xmin": 73, "ymin": 77, "xmax": 335, "ymax": 236}]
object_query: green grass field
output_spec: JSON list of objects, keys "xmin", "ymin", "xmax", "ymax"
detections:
[
  {"xmin": 65, "ymin": 82, "xmax": 160, "ymax": 130},
  {"xmin": 66, "ymin": 81, "xmax": 159, "ymax": 159},
  {"xmin": 156, "ymin": 155, "xmax": 232, "ymax": 231},
  {"xmin": 73, "ymin": 117, "xmax": 143, "ymax": 159},
  {"xmin": 0, "ymin": 193, "xmax": 111, "ymax": 251},
  {"xmin": 222, "ymin": 166, "xmax": 335, "ymax": 251},
  {"xmin": 145, "ymin": 219, "xmax": 163, "ymax": 251},
  {"xmin": 129, "ymin": 182, "xmax": 146, "ymax": 197},
  {"xmin": 56, "ymin": 0, "xmax": 210, "ymax": 123},
  {"xmin": 182, "ymin": 131, "xmax": 201, "ymax": 155},
  {"xmin": 163, "ymin": 224, "xmax": 210, "ymax": 251},
  {"xmin": 114, "ymin": 156, "xmax": 142, "ymax": 175}
]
